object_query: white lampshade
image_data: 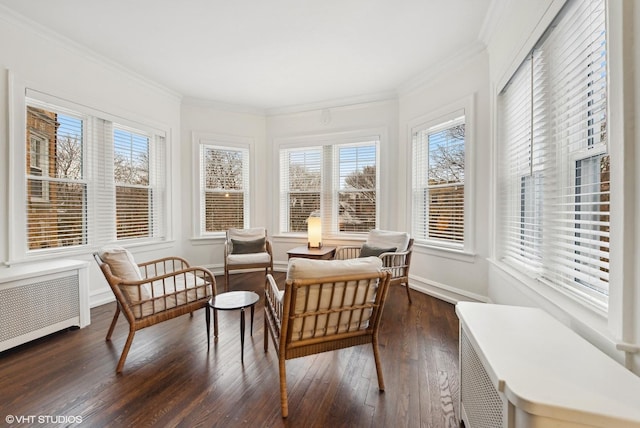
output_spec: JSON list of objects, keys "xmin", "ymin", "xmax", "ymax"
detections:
[{"xmin": 307, "ymin": 217, "xmax": 322, "ymax": 248}]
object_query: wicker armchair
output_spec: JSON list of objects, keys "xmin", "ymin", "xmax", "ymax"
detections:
[
  {"xmin": 335, "ymin": 230, "xmax": 414, "ymax": 303},
  {"xmin": 264, "ymin": 257, "xmax": 392, "ymax": 417},
  {"xmin": 224, "ymin": 227, "xmax": 273, "ymax": 292},
  {"xmin": 94, "ymin": 247, "xmax": 215, "ymax": 373}
]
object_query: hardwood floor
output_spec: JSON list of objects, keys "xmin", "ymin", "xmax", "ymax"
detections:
[{"xmin": 0, "ymin": 271, "xmax": 460, "ymax": 427}]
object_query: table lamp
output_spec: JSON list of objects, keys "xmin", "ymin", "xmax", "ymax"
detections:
[{"xmin": 307, "ymin": 216, "xmax": 322, "ymax": 249}]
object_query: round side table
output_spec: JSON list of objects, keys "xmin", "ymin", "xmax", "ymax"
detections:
[{"xmin": 208, "ymin": 291, "xmax": 259, "ymax": 363}]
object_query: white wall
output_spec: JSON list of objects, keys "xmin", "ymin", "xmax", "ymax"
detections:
[
  {"xmin": 179, "ymin": 101, "xmax": 266, "ymax": 271},
  {"xmin": 0, "ymin": 10, "xmax": 183, "ymax": 307},
  {"xmin": 398, "ymin": 52, "xmax": 491, "ymax": 303}
]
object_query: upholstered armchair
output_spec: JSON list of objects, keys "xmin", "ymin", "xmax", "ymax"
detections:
[
  {"xmin": 264, "ymin": 257, "xmax": 392, "ymax": 417},
  {"xmin": 94, "ymin": 246, "xmax": 215, "ymax": 373},
  {"xmin": 334, "ymin": 229, "xmax": 414, "ymax": 303},
  {"xmin": 224, "ymin": 227, "xmax": 273, "ymax": 292}
]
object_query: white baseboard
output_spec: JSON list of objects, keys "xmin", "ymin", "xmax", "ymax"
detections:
[
  {"xmin": 90, "ymin": 289, "xmax": 114, "ymax": 308},
  {"xmin": 407, "ymin": 273, "xmax": 490, "ymax": 304}
]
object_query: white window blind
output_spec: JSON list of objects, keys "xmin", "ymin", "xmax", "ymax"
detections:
[
  {"xmin": 497, "ymin": 0, "xmax": 609, "ymax": 307},
  {"xmin": 199, "ymin": 145, "xmax": 249, "ymax": 233},
  {"xmin": 498, "ymin": 54, "xmax": 545, "ymax": 271},
  {"xmin": 412, "ymin": 114, "xmax": 466, "ymax": 247},
  {"xmin": 336, "ymin": 144, "xmax": 377, "ymax": 232},
  {"xmin": 278, "ymin": 137, "xmax": 379, "ymax": 236},
  {"xmin": 113, "ymin": 126, "xmax": 165, "ymax": 240},
  {"xmin": 26, "ymin": 106, "xmax": 86, "ymax": 250},
  {"xmin": 279, "ymin": 147, "xmax": 322, "ymax": 233},
  {"xmin": 24, "ymin": 96, "xmax": 168, "ymax": 253}
]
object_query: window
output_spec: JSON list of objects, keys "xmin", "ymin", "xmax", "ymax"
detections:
[
  {"xmin": 26, "ymin": 106, "xmax": 86, "ymax": 249},
  {"xmin": 337, "ymin": 144, "xmax": 377, "ymax": 232},
  {"xmin": 197, "ymin": 142, "xmax": 250, "ymax": 234},
  {"xmin": 114, "ymin": 126, "xmax": 165, "ymax": 240},
  {"xmin": 21, "ymin": 94, "xmax": 167, "ymax": 254},
  {"xmin": 280, "ymin": 147, "xmax": 322, "ymax": 232},
  {"xmin": 412, "ymin": 112, "xmax": 468, "ymax": 249},
  {"xmin": 279, "ymin": 136, "xmax": 379, "ymax": 235},
  {"xmin": 497, "ymin": 0, "xmax": 608, "ymax": 308}
]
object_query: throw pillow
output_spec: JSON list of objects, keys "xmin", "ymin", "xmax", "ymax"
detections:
[
  {"xmin": 98, "ymin": 246, "xmax": 142, "ymax": 281},
  {"xmin": 359, "ymin": 243, "xmax": 396, "ymax": 258},
  {"xmin": 231, "ymin": 237, "xmax": 266, "ymax": 254}
]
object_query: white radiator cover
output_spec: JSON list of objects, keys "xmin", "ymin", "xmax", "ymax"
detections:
[
  {"xmin": 0, "ymin": 259, "xmax": 90, "ymax": 352},
  {"xmin": 460, "ymin": 328, "xmax": 507, "ymax": 428},
  {"xmin": 456, "ymin": 302, "xmax": 640, "ymax": 428}
]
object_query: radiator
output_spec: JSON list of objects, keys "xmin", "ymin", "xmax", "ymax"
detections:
[
  {"xmin": 0, "ymin": 260, "xmax": 90, "ymax": 352},
  {"xmin": 460, "ymin": 327, "xmax": 508, "ymax": 428}
]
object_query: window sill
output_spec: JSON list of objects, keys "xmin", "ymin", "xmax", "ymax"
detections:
[
  {"xmin": 189, "ymin": 235, "xmax": 226, "ymax": 245},
  {"xmin": 7, "ymin": 239, "xmax": 176, "ymax": 267},
  {"xmin": 487, "ymin": 258, "xmax": 612, "ymax": 349},
  {"xmin": 414, "ymin": 243, "xmax": 476, "ymax": 263}
]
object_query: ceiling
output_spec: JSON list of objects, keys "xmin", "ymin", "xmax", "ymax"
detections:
[{"xmin": 0, "ymin": 0, "xmax": 495, "ymax": 111}]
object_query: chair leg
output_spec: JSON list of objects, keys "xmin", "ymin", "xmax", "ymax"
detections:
[
  {"xmin": 224, "ymin": 268, "xmax": 230, "ymax": 292},
  {"xmin": 106, "ymin": 306, "xmax": 120, "ymax": 341},
  {"xmin": 205, "ymin": 305, "xmax": 211, "ymax": 349},
  {"xmin": 116, "ymin": 328, "xmax": 136, "ymax": 374},
  {"xmin": 279, "ymin": 356, "xmax": 289, "ymax": 418},
  {"xmin": 372, "ymin": 338, "xmax": 385, "ymax": 391},
  {"xmin": 404, "ymin": 281, "xmax": 412, "ymax": 304},
  {"xmin": 264, "ymin": 314, "xmax": 270, "ymax": 352}
]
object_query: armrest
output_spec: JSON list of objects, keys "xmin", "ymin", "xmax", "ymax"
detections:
[
  {"xmin": 264, "ymin": 274, "xmax": 284, "ymax": 337},
  {"xmin": 378, "ymin": 250, "xmax": 411, "ymax": 279},
  {"xmin": 378, "ymin": 249, "xmax": 410, "ymax": 266},
  {"xmin": 265, "ymin": 274, "xmax": 283, "ymax": 305}
]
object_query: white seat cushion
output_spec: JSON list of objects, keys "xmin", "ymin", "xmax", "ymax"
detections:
[
  {"xmin": 137, "ymin": 273, "xmax": 207, "ymax": 318},
  {"xmin": 366, "ymin": 230, "xmax": 410, "ymax": 252},
  {"xmin": 227, "ymin": 252, "xmax": 271, "ymax": 265}
]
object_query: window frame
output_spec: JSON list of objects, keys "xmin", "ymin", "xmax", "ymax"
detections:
[
  {"xmin": 112, "ymin": 124, "xmax": 164, "ymax": 242},
  {"xmin": 192, "ymin": 132, "xmax": 252, "ymax": 238},
  {"xmin": 409, "ymin": 96, "xmax": 475, "ymax": 255},
  {"xmin": 28, "ymin": 133, "xmax": 51, "ymax": 202},
  {"xmin": 279, "ymin": 146, "xmax": 322, "ymax": 234}
]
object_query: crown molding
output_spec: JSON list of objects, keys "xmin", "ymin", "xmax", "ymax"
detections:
[
  {"xmin": 0, "ymin": 5, "xmax": 182, "ymax": 102},
  {"xmin": 478, "ymin": 0, "xmax": 508, "ymax": 47},
  {"xmin": 181, "ymin": 96, "xmax": 266, "ymax": 116},
  {"xmin": 265, "ymin": 90, "xmax": 398, "ymax": 117},
  {"xmin": 397, "ymin": 41, "xmax": 487, "ymax": 97}
]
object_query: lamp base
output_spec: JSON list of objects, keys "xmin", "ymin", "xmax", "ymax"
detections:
[{"xmin": 308, "ymin": 242, "xmax": 323, "ymax": 249}]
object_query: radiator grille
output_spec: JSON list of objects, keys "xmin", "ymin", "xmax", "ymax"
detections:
[
  {"xmin": 460, "ymin": 327, "xmax": 504, "ymax": 428},
  {"xmin": 0, "ymin": 274, "xmax": 79, "ymax": 342}
]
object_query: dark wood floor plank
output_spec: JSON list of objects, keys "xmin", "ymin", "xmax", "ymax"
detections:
[{"xmin": 0, "ymin": 271, "xmax": 459, "ymax": 427}]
